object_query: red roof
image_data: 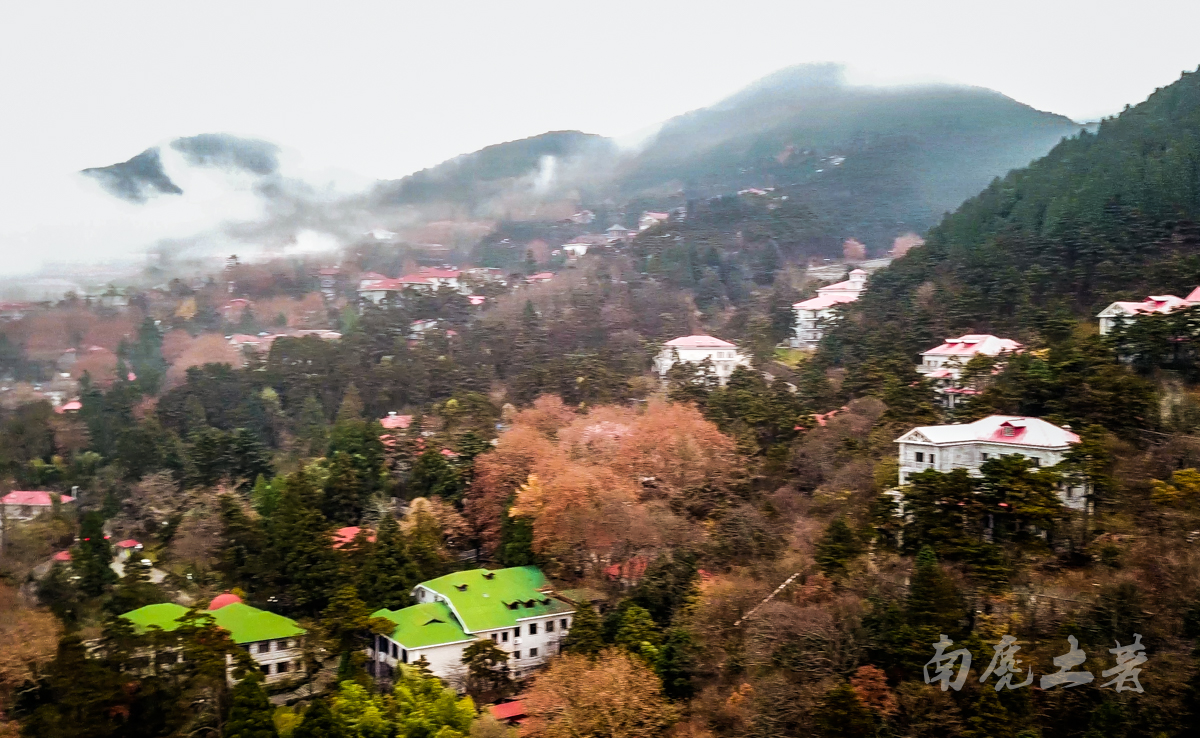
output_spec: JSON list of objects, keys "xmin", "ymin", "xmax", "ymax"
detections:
[
  {"xmin": 2, "ymin": 490, "xmax": 74, "ymax": 506},
  {"xmin": 604, "ymin": 555, "xmax": 649, "ymax": 582},
  {"xmin": 381, "ymin": 413, "xmax": 413, "ymax": 429},
  {"xmin": 209, "ymin": 592, "xmax": 243, "ymax": 610},
  {"xmin": 53, "ymin": 550, "xmax": 71, "ymax": 562},
  {"xmin": 55, "ymin": 400, "xmax": 82, "ymax": 414},
  {"xmin": 665, "ymin": 335, "xmax": 736, "ymax": 349},
  {"xmin": 793, "ymin": 293, "xmax": 859, "ymax": 310},
  {"xmin": 418, "ymin": 268, "xmax": 461, "ymax": 279},
  {"xmin": 922, "ymin": 334, "xmax": 1022, "ymax": 358},
  {"xmin": 332, "ymin": 526, "xmax": 376, "ymax": 549},
  {"xmin": 115, "ymin": 539, "xmax": 142, "ymax": 549},
  {"xmin": 440, "ymin": 449, "xmax": 459, "ymax": 458},
  {"xmin": 490, "ymin": 701, "xmax": 526, "ymax": 721},
  {"xmin": 528, "ymin": 272, "xmax": 554, "ymax": 281}
]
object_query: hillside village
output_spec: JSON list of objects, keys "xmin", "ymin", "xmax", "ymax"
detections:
[{"xmin": 6, "ymin": 42, "xmax": 1200, "ymax": 738}]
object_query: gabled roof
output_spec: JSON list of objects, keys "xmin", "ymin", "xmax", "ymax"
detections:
[
  {"xmin": 2, "ymin": 490, "xmax": 74, "ymax": 506},
  {"xmin": 794, "ymin": 293, "xmax": 859, "ymax": 310},
  {"xmin": 373, "ymin": 602, "xmax": 473, "ymax": 648},
  {"xmin": 490, "ymin": 701, "xmax": 526, "ymax": 721},
  {"xmin": 1099, "ymin": 294, "xmax": 1194, "ymax": 317},
  {"xmin": 122, "ymin": 602, "xmax": 305, "ymax": 644},
  {"xmin": 895, "ymin": 415, "xmax": 1079, "ymax": 449},
  {"xmin": 665, "ymin": 335, "xmax": 737, "ymax": 349},
  {"xmin": 419, "ymin": 566, "xmax": 573, "ymax": 633},
  {"xmin": 381, "ymin": 413, "xmax": 413, "ymax": 429},
  {"xmin": 922, "ymin": 334, "xmax": 1022, "ymax": 358}
]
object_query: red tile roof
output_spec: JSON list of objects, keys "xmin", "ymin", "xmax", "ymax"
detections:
[
  {"xmin": 2, "ymin": 490, "xmax": 75, "ymax": 506},
  {"xmin": 381, "ymin": 413, "xmax": 413, "ymax": 430},
  {"xmin": 115, "ymin": 539, "xmax": 142, "ymax": 549},
  {"xmin": 490, "ymin": 701, "xmax": 526, "ymax": 721},
  {"xmin": 332, "ymin": 526, "xmax": 376, "ymax": 549},
  {"xmin": 53, "ymin": 551, "xmax": 71, "ymax": 562},
  {"xmin": 922, "ymin": 334, "xmax": 1022, "ymax": 358}
]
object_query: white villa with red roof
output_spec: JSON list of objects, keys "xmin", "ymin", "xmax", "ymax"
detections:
[
  {"xmin": 1, "ymin": 490, "xmax": 74, "ymax": 521},
  {"xmin": 895, "ymin": 415, "xmax": 1086, "ymax": 510},
  {"xmin": 1097, "ymin": 287, "xmax": 1200, "ymax": 334},
  {"xmin": 638, "ymin": 211, "xmax": 670, "ymax": 231},
  {"xmin": 791, "ymin": 269, "xmax": 868, "ymax": 348},
  {"xmin": 917, "ymin": 334, "xmax": 1022, "ymax": 408},
  {"xmin": 359, "ymin": 268, "xmax": 466, "ymax": 304},
  {"xmin": 653, "ymin": 335, "xmax": 751, "ymax": 386}
]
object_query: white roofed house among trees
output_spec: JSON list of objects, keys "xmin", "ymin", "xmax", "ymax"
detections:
[
  {"xmin": 916, "ymin": 334, "xmax": 1022, "ymax": 408},
  {"xmin": 790, "ymin": 269, "xmax": 868, "ymax": 348},
  {"xmin": 1096, "ymin": 287, "xmax": 1200, "ymax": 334},
  {"xmin": 653, "ymin": 335, "xmax": 751, "ymax": 386},
  {"xmin": 895, "ymin": 415, "xmax": 1086, "ymax": 510}
]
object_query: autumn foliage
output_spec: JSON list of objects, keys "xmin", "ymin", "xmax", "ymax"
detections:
[{"xmin": 465, "ymin": 396, "xmax": 737, "ymax": 570}]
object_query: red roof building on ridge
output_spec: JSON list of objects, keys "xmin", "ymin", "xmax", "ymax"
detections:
[
  {"xmin": 209, "ymin": 592, "xmax": 243, "ymax": 610},
  {"xmin": 664, "ymin": 335, "xmax": 737, "ymax": 349}
]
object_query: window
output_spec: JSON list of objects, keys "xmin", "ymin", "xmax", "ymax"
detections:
[
  {"xmin": 530, "ymin": 647, "xmax": 538, "ymax": 657},
  {"xmin": 258, "ymin": 642, "xmax": 270, "ymax": 654},
  {"xmin": 277, "ymin": 661, "xmax": 289, "ymax": 673},
  {"xmin": 529, "ymin": 623, "xmax": 538, "ymax": 635},
  {"xmin": 260, "ymin": 664, "xmax": 271, "ymax": 674},
  {"xmin": 546, "ymin": 621, "xmax": 555, "ymax": 633},
  {"xmin": 915, "ymin": 452, "xmax": 924, "ymax": 462},
  {"xmin": 1003, "ymin": 426, "xmax": 1015, "ymax": 437},
  {"xmin": 561, "ymin": 618, "xmax": 569, "ymax": 630},
  {"xmin": 513, "ymin": 650, "xmax": 521, "ymax": 659},
  {"xmin": 392, "ymin": 643, "xmax": 398, "ymax": 658},
  {"xmin": 1031, "ymin": 458, "xmax": 1040, "ymax": 467},
  {"xmin": 514, "ymin": 627, "xmax": 521, "ymax": 639},
  {"xmin": 402, "ymin": 649, "xmax": 408, "ymax": 664},
  {"xmin": 276, "ymin": 639, "xmax": 289, "ymax": 651},
  {"xmin": 981, "ymin": 453, "xmax": 989, "ymax": 461},
  {"xmin": 502, "ymin": 632, "xmax": 509, "ymax": 642},
  {"xmin": 929, "ymin": 454, "xmax": 935, "ymax": 464},
  {"xmin": 491, "ymin": 633, "xmax": 498, "ymax": 642}
]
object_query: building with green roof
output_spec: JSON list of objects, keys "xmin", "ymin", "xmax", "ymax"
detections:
[
  {"xmin": 369, "ymin": 566, "xmax": 575, "ymax": 683},
  {"xmin": 121, "ymin": 594, "xmax": 306, "ymax": 682}
]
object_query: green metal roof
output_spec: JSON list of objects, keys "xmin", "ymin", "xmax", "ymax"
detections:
[
  {"xmin": 418, "ymin": 566, "xmax": 573, "ymax": 633},
  {"xmin": 372, "ymin": 602, "xmax": 473, "ymax": 649},
  {"xmin": 122, "ymin": 602, "xmax": 305, "ymax": 644}
]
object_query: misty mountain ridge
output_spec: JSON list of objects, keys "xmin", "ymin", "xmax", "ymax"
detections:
[{"xmin": 74, "ymin": 63, "xmax": 1084, "ymax": 266}]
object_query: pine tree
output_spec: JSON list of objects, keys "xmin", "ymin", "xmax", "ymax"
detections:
[
  {"xmin": 656, "ymin": 627, "xmax": 698, "ymax": 700},
  {"xmin": 406, "ymin": 448, "xmax": 464, "ymax": 502},
  {"xmin": 76, "ymin": 511, "xmax": 117, "ymax": 596},
  {"xmin": 907, "ymin": 547, "xmax": 966, "ymax": 636},
  {"xmin": 337, "ymin": 383, "xmax": 365, "ymax": 422},
  {"xmin": 296, "ymin": 394, "xmax": 329, "ymax": 457},
  {"xmin": 498, "ymin": 510, "xmax": 535, "ymax": 567},
  {"xmin": 461, "ymin": 638, "xmax": 514, "ymax": 701},
  {"xmin": 815, "ymin": 517, "xmax": 863, "ymax": 577},
  {"xmin": 269, "ymin": 470, "xmax": 343, "ymax": 615},
  {"xmin": 563, "ymin": 605, "xmax": 605, "ymax": 657},
  {"xmin": 357, "ymin": 516, "xmax": 421, "ymax": 610},
  {"xmin": 323, "ymin": 450, "xmax": 365, "ymax": 524},
  {"xmin": 226, "ymin": 673, "xmax": 278, "ymax": 738},
  {"xmin": 964, "ymin": 688, "xmax": 1013, "ymax": 738},
  {"xmin": 614, "ymin": 605, "xmax": 661, "ymax": 662}
]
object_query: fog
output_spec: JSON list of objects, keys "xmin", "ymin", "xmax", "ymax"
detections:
[{"xmin": 2, "ymin": 0, "xmax": 1199, "ymax": 280}]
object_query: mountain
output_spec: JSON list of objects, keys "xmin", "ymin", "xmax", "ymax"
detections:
[
  {"xmin": 619, "ymin": 64, "xmax": 1082, "ymax": 249},
  {"xmin": 828, "ymin": 67, "xmax": 1200, "ymax": 360},
  {"xmin": 371, "ymin": 130, "xmax": 617, "ymax": 212}
]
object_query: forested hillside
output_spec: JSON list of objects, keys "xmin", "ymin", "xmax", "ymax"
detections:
[{"xmin": 829, "ymin": 67, "xmax": 1200, "ymax": 362}]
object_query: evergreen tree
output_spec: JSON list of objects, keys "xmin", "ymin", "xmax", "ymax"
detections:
[
  {"xmin": 337, "ymin": 383, "xmax": 365, "ymax": 422},
  {"xmin": 226, "ymin": 673, "xmax": 278, "ymax": 738},
  {"xmin": 323, "ymin": 451, "xmax": 365, "ymax": 524},
  {"xmin": 906, "ymin": 547, "xmax": 967, "ymax": 639},
  {"xmin": 614, "ymin": 605, "xmax": 661, "ymax": 663},
  {"xmin": 655, "ymin": 627, "xmax": 698, "ymax": 700},
  {"xmin": 498, "ymin": 510, "xmax": 535, "ymax": 567},
  {"xmin": 75, "ymin": 511, "xmax": 117, "ymax": 596},
  {"xmin": 964, "ymin": 688, "xmax": 1013, "ymax": 738},
  {"xmin": 406, "ymin": 447, "xmax": 464, "ymax": 502},
  {"xmin": 357, "ymin": 516, "xmax": 421, "ymax": 610},
  {"xmin": 296, "ymin": 394, "xmax": 329, "ymax": 457},
  {"xmin": 217, "ymin": 494, "xmax": 269, "ymax": 596},
  {"xmin": 461, "ymin": 639, "xmax": 514, "ymax": 702},
  {"xmin": 815, "ymin": 516, "xmax": 863, "ymax": 578},
  {"xmin": 229, "ymin": 428, "xmax": 273, "ymax": 487},
  {"xmin": 563, "ymin": 605, "xmax": 605, "ymax": 657},
  {"xmin": 269, "ymin": 470, "xmax": 343, "ymax": 614}
]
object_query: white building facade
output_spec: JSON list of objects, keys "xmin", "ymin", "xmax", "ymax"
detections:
[
  {"xmin": 653, "ymin": 335, "xmax": 751, "ymax": 386},
  {"xmin": 790, "ymin": 269, "xmax": 868, "ymax": 348},
  {"xmin": 916, "ymin": 334, "xmax": 1022, "ymax": 408},
  {"xmin": 894, "ymin": 415, "xmax": 1085, "ymax": 510},
  {"xmin": 369, "ymin": 566, "xmax": 575, "ymax": 685}
]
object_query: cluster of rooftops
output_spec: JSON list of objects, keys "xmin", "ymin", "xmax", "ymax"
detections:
[{"xmin": 119, "ymin": 566, "xmax": 572, "ymax": 655}]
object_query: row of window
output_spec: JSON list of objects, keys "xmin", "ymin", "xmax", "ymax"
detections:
[
  {"xmin": 260, "ymin": 660, "xmax": 298, "ymax": 675},
  {"xmin": 244, "ymin": 639, "xmax": 298, "ymax": 654},
  {"xmin": 489, "ymin": 618, "xmax": 569, "ymax": 643},
  {"xmin": 911, "ymin": 450, "xmax": 1040, "ymax": 466}
]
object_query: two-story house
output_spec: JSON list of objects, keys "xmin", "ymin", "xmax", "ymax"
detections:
[
  {"xmin": 369, "ymin": 566, "xmax": 574, "ymax": 684},
  {"xmin": 916, "ymin": 334, "xmax": 1022, "ymax": 408},
  {"xmin": 791, "ymin": 269, "xmax": 868, "ymax": 348},
  {"xmin": 894, "ymin": 415, "xmax": 1085, "ymax": 510},
  {"xmin": 653, "ymin": 335, "xmax": 752, "ymax": 386},
  {"xmin": 121, "ymin": 594, "xmax": 306, "ymax": 682},
  {"xmin": 1097, "ymin": 287, "xmax": 1200, "ymax": 335}
]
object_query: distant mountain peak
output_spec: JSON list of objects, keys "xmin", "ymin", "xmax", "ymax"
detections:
[{"xmin": 81, "ymin": 147, "xmax": 182, "ymax": 203}]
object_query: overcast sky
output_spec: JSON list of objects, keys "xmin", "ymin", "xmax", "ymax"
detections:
[{"xmin": 2, "ymin": 0, "xmax": 1199, "ymax": 277}]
